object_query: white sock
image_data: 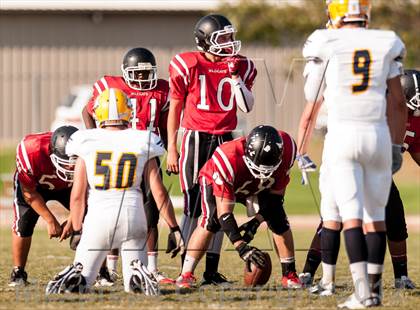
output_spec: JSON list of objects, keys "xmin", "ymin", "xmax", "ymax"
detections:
[
  {"xmin": 321, "ymin": 262, "xmax": 336, "ymax": 284},
  {"xmin": 181, "ymin": 255, "xmax": 198, "ymax": 275},
  {"xmin": 106, "ymin": 255, "xmax": 118, "ymax": 272},
  {"xmin": 349, "ymin": 261, "xmax": 371, "ymax": 301},
  {"xmin": 147, "ymin": 251, "xmax": 158, "ymax": 272}
]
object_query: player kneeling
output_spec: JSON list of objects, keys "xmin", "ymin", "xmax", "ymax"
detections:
[
  {"xmin": 176, "ymin": 125, "xmax": 301, "ymax": 289},
  {"xmin": 46, "ymin": 88, "xmax": 184, "ymax": 295}
]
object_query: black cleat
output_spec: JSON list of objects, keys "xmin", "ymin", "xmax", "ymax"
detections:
[
  {"xmin": 9, "ymin": 267, "xmax": 28, "ymax": 287},
  {"xmin": 201, "ymin": 272, "xmax": 232, "ymax": 287},
  {"xmin": 94, "ymin": 267, "xmax": 115, "ymax": 287}
]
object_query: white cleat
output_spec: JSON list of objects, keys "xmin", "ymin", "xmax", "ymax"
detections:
[
  {"xmin": 395, "ymin": 276, "xmax": 416, "ymax": 289},
  {"xmin": 309, "ymin": 280, "xmax": 335, "ymax": 296},
  {"xmin": 298, "ymin": 272, "xmax": 313, "ymax": 287},
  {"xmin": 338, "ymin": 294, "xmax": 375, "ymax": 309}
]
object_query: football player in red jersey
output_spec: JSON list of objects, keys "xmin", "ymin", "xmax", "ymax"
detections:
[
  {"xmin": 298, "ymin": 70, "xmax": 419, "ymax": 293},
  {"xmin": 9, "ymin": 126, "xmax": 78, "ymax": 287},
  {"xmin": 167, "ymin": 14, "xmax": 257, "ymax": 285},
  {"xmin": 81, "ymin": 47, "xmax": 175, "ymax": 285},
  {"xmin": 176, "ymin": 126, "xmax": 302, "ymax": 289}
]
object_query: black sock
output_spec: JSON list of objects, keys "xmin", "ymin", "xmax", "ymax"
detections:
[
  {"xmin": 303, "ymin": 249, "xmax": 322, "ymax": 277},
  {"xmin": 281, "ymin": 258, "xmax": 296, "ymax": 276},
  {"xmin": 321, "ymin": 228, "xmax": 341, "ymax": 265},
  {"xmin": 344, "ymin": 227, "xmax": 367, "ymax": 263},
  {"xmin": 366, "ymin": 232, "xmax": 386, "ymax": 295},
  {"xmin": 391, "ymin": 256, "xmax": 408, "ymax": 278},
  {"xmin": 205, "ymin": 252, "xmax": 220, "ymax": 274}
]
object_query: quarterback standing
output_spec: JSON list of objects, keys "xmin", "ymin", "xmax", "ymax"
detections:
[
  {"xmin": 176, "ymin": 126, "xmax": 301, "ymax": 289},
  {"xmin": 9, "ymin": 125, "xmax": 78, "ymax": 286},
  {"xmin": 48, "ymin": 88, "xmax": 183, "ymax": 294},
  {"xmin": 82, "ymin": 47, "xmax": 174, "ymax": 284},
  {"xmin": 297, "ymin": 0, "xmax": 406, "ymax": 308},
  {"xmin": 167, "ymin": 14, "xmax": 257, "ymax": 285}
]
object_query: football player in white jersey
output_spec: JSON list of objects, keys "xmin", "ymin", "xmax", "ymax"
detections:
[
  {"xmin": 297, "ymin": 0, "xmax": 407, "ymax": 308},
  {"xmin": 46, "ymin": 88, "xmax": 184, "ymax": 295}
]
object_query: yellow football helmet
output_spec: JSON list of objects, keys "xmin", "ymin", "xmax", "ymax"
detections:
[
  {"xmin": 93, "ymin": 88, "xmax": 132, "ymax": 128},
  {"xmin": 326, "ymin": 0, "xmax": 371, "ymax": 29}
]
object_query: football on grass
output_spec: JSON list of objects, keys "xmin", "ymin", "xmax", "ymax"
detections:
[{"xmin": 243, "ymin": 252, "xmax": 272, "ymax": 287}]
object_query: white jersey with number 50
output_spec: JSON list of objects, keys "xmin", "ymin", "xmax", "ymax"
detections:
[
  {"xmin": 66, "ymin": 128, "xmax": 165, "ymax": 211},
  {"xmin": 303, "ymin": 28, "xmax": 405, "ymax": 124}
]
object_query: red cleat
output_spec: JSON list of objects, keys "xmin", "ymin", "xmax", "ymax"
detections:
[
  {"xmin": 281, "ymin": 271, "xmax": 302, "ymax": 289},
  {"xmin": 176, "ymin": 272, "xmax": 196, "ymax": 289}
]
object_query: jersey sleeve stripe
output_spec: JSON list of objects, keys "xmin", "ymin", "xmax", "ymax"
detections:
[
  {"xmin": 212, "ymin": 155, "xmax": 229, "ymax": 183},
  {"xmin": 175, "ymin": 54, "xmax": 190, "ymax": 82},
  {"xmin": 100, "ymin": 77, "xmax": 109, "ymax": 90},
  {"xmin": 243, "ymin": 58, "xmax": 252, "ymax": 82},
  {"xmin": 288, "ymin": 134, "xmax": 297, "ymax": 169},
  {"xmin": 15, "ymin": 144, "xmax": 26, "ymax": 173},
  {"xmin": 94, "ymin": 82, "xmax": 102, "ymax": 94},
  {"xmin": 170, "ymin": 60, "xmax": 188, "ymax": 86},
  {"xmin": 215, "ymin": 147, "xmax": 235, "ymax": 181},
  {"xmin": 19, "ymin": 141, "xmax": 32, "ymax": 173}
]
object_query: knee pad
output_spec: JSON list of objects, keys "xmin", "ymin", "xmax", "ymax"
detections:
[{"xmin": 257, "ymin": 192, "xmax": 290, "ymax": 235}]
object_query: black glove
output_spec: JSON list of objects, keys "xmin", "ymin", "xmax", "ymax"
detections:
[
  {"xmin": 236, "ymin": 242, "xmax": 266, "ymax": 270},
  {"xmin": 166, "ymin": 226, "xmax": 185, "ymax": 258},
  {"xmin": 239, "ymin": 217, "xmax": 261, "ymax": 243},
  {"xmin": 392, "ymin": 144, "xmax": 403, "ymax": 174},
  {"xmin": 69, "ymin": 230, "xmax": 82, "ymax": 251}
]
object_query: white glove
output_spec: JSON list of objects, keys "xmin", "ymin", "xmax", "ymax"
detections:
[{"xmin": 296, "ymin": 154, "xmax": 317, "ymax": 185}]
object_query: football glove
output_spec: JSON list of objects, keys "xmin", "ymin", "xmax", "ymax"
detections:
[
  {"xmin": 225, "ymin": 56, "xmax": 240, "ymax": 76},
  {"xmin": 69, "ymin": 230, "xmax": 82, "ymax": 251},
  {"xmin": 239, "ymin": 217, "xmax": 261, "ymax": 243},
  {"xmin": 236, "ymin": 242, "xmax": 266, "ymax": 270},
  {"xmin": 45, "ymin": 262, "xmax": 86, "ymax": 295},
  {"xmin": 129, "ymin": 259, "xmax": 159, "ymax": 296},
  {"xmin": 166, "ymin": 226, "xmax": 185, "ymax": 258},
  {"xmin": 296, "ymin": 154, "xmax": 317, "ymax": 185},
  {"xmin": 392, "ymin": 144, "xmax": 403, "ymax": 174}
]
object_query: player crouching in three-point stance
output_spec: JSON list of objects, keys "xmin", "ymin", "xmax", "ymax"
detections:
[
  {"xmin": 9, "ymin": 125, "xmax": 78, "ymax": 287},
  {"xmin": 297, "ymin": 0, "xmax": 407, "ymax": 308},
  {"xmin": 176, "ymin": 125, "xmax": 302, "ymax": 290},
  {"xmin": 46, "ymin": 88, "xmax": 184, "ymax": 295}
]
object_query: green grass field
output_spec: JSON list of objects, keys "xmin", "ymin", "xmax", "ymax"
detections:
[{"xmin": 0, "ymin": 227, "xmax": 419, "ymax": 309}]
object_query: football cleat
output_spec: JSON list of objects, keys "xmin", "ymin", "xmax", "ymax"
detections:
[
  {"xmin": 395, "ymin": 276, "xmax": 416, "ymax": 289},
  {"xmin": 309, "ymin": 280, "xmax": 335, "ymax": 296},
  {"xmin": 94, "ymin": 266, "xmax": 115, "ymax": 287},
  {"xmin": 9, "ymin": 267, "xmax": 28, "ymax": 287},
  {"xmin": 152, "ymin": 270, "xmax": 175, "ymax": 285},
  {"xmin": 298, "ymin": 272, "xmax": 313, "ymax": 287},
  {"xmin": 176, "ymin": 272, "xmax": 196, "ymax": 289},
  {"xmin": 129, "ymin": 259, "xmax": 159, "ymax": 296},
  {"xmin": 45, "ymin": 262, "xmax": 86, "ymax": 295},
  {"xmin": 201, "ymin": 271, "xmax": 232, "ymax": 287},
  {"xmin": 281, "ymin": 271, "xmax": 302, "ymax": 289},
  {"xmin": 337, "ymin": 294, "xmax": 376, "ymax": 309}
]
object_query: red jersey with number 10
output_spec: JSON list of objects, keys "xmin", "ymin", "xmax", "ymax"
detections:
[
  {"xmin": 199, "ymin": 130, "xmax": 296, "ymax": 201},
  {"xmin": 15, "ymin": 132, "xmax": 72, "ymax": 191},
  {"xmin": 169, "ymin": 51, "xmax": 257, "ymax": 134},
  {"xmin": 86, "ymin": 76, "xmax": 169, "ymax": 136}
]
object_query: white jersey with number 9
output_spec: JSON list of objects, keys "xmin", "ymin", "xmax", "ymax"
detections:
[{"xmin": 303, "ymin": 28, "xmax": 405, "ymax": 125}]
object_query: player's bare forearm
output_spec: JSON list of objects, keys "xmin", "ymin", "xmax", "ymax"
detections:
[
  {"xmin": 297, "ymin": 99, "xmax": 323, "ymax": 155},
  {"xmin": 145, "ymin": 158, "xmax": 178, "ymax": 228},
  {"xmin": 167, "ymin": 98, "xmax": 183, "ymax": 151},
  {"xmin": 21, "ymin": 184, "xmax": 56, "ymax": 224},
  {"xmin": 82, "ymin": 105, "xmax": 96, "ymax": 129},
  {"xmin": 387, "ymin": 76, "xmax": 408, "ymax": 145},
  {"xmin": 69, "ymin": 157, "xmax": 87, "ymax": 231}
]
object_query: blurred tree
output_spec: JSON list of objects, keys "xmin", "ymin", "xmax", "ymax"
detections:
[{"xmin": 218, "ymin": 0, "xmax": 420, "ymax": 67}]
